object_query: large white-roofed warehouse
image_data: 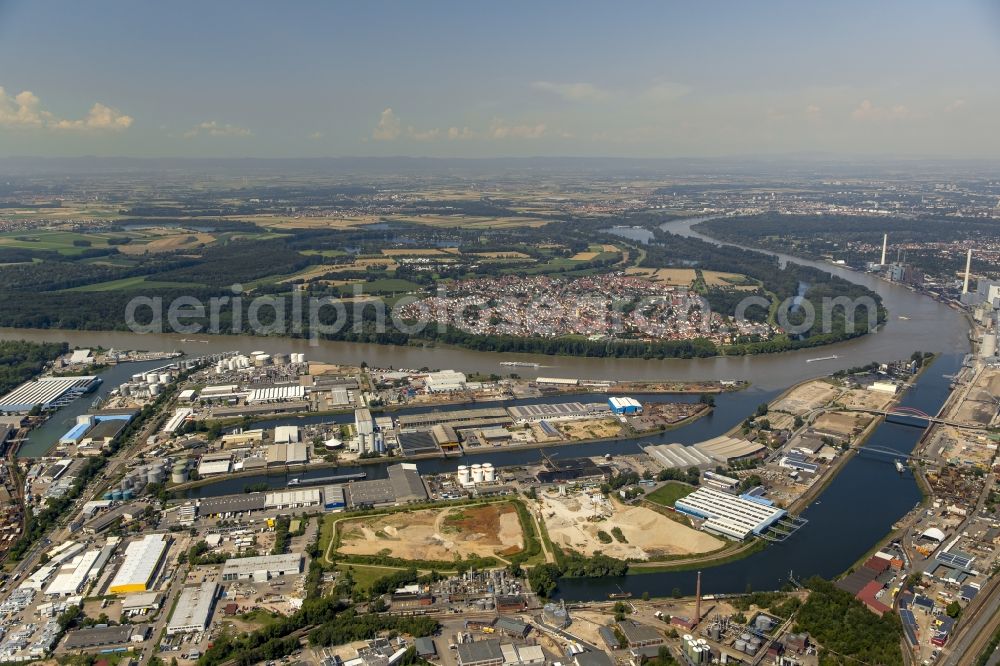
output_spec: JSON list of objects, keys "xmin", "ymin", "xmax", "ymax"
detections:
[
  {"xmin": 167, "ymin": 582, "xmax": 219, "ymax": 635},
  {"xmin": 107, "ymin": 534, "xmax": 169, "ymax": 594},
  {"xmin": 673, "ymin": 487, "xmax": 787, "ymax": 540},
  {"xmin": 167, "ymin": 581, "xmax": 219, "ymax": 636},
  {"xmin": 0, "ymin": 375, "xmax": 100, "ymax": 413},
  {"xmin": 221, "ymin": 553, "xmax": 302, "ymax": 581}
]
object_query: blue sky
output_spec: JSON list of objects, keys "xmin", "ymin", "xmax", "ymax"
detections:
[{"xmin": 2, "ymin": 0, "xmax": 999, "ymax": 158}]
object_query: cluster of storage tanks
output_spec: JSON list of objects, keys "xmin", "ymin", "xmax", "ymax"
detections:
[
  {"xmin": 125, "ymin": 368, "xmax": 177, "ymax": 397},
  {"xmin": 732, "ymin": 632, "xmax": 763, "ymax": 656},
  {"xmin": 214, "ymin": 352, "xmax": 306, "ymax": 373},
  {"xmin": 682, "ymin": 637, "xmax": 713, "ymax": 663},
  {"xmin": 456, "ymin": 463, "xmax": 496, "ymax": 487},
  {"xmin": 103, "ymin": 458, "xmax": 192, "ymax": 500},
  {"xmin": 215, "ymin": 355, "xmax": 252, "ymax": 373}
]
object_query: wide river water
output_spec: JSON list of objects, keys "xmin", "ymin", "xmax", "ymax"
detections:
[{"xmin": 0, "ymin": 217, "xmax": 972, "ymax": 597}]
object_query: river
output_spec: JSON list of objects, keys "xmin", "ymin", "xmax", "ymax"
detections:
[{"xmin": 0, "ymin": 217, "xmax": 972, "ymax": 597}]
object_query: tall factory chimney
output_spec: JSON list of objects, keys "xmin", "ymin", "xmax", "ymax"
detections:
[
  {"xmin": 964, "ymin": 248, "xmax": 973, "ymax": 294},
  {"xmin": 694, "ymin": 571, "xmax": 702, "ymax": 625},
  {"xmin": 880, "ymin": 233, "xmax": 888, "ymax": 265}
]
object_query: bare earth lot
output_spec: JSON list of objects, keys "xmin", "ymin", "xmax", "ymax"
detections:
[
  {"xmin": 772, "ymin": 380, "xmax": 840, "ymax": 414},
  {"xmin": 538, "ymin": 494, "xmax": 722, "ymax": 560},
  {"xmin": 338, "ymin": 504, "xmax": 524, "ymax": 561}
]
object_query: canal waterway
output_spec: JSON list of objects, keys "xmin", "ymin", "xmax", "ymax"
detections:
[{"xmin": 17, "ymin": 358, "xmax": 174, "ymax": 458}]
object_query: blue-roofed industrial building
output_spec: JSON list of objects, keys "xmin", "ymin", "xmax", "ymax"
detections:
[
  {"xmin": 608, "ymin": 396, "xmax": 642, "ymax": 415},
  {"xmin": 60, "ymin": 413, "xmax": 135, "ymax": 446},
  {"xmin": 323, "ymin": 486, "xmax": 346, "ymax": 511}
]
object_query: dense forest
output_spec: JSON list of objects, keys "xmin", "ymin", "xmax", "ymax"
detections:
[
  {"xmin": 0, "ymin": 340, "xmax": 67, "ymax": 396},
  {"xmin": 794, "ymin": 577, "xmax": 903, "ymax": 665}
]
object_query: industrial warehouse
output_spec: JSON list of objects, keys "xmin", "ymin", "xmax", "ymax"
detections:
[
  {"xmin": 166, "ymin": 582, "xmax": 219, "ymax": 635},
  {"xmin": 0, "ymin": 375, "xmax": 101, "ymax": 413},
  {"xmin": 673, "ymin": 487, "xmax": 790, "ymax": 540},
  {"xmin": 107, "ymin": 534, "xmax": 169, "ymax": 594},
  {"xmin": 220, "ymin": 553, "xmax": 303, "ymax": 581}
]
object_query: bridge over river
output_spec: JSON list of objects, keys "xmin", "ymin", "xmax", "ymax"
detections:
[{"xmin": 844, "ymin": 405, "xmax": 987, "ymax": 430}]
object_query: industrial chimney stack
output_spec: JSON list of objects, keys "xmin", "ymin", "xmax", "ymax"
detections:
[
  {"xmin": 964, "ymin": 248, "xmax": 973, "ymax": 294},
  {"xmin": 694, "ymin": 571, "xmax": 702, "ymax": 625},
  {"xmin": 880, "ymin": 233, "xmax": 887, "ymax": 265}
]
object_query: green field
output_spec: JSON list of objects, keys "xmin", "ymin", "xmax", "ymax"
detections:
[
  {"xmin": 340, "ymin": 278, "xmax": 423, "ymax": 295},
  {"xmin": 645, "ymin": 481, "xmax": 697, "ymax": 508},
  {"xmin": 301, "ymin": 249, "xmax": 349, "ymax": 258},
  {"xmin": 0, "ymin": 230, "xmax": 122, "ymax": 255},
  {"xmin": 336, "ymin": 563, "xmax": 405, "ymax": 591},
  {"xmin": 62, "ymin": 276, "xmax": 199, "ymax": 292}
]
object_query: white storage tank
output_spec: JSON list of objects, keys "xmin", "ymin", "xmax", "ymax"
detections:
[
  {"xmin": 482, "ymin": 463, "xmax": 496, "ymax": 483},
  {"xmin": 471, "ymin": 464, "xmax": 484, "ymax": 484},
  {"xmin": 457, "ymin": 465, "xmax": 471, "ymax": 486},
  {"xmin": 144, "ymin": 373, "xmax": 159, "ymax": 383},
  {"xmin": 149, "ymin": 384, "xmax": 161, "ymax": 396},
  {"xmin": 158, "ymin": 373, "xmax": 172, "ymax": 384}
]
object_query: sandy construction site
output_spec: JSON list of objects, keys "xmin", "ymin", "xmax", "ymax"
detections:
[
  {"xmin": 537, "ymin": 492, "xmax": 722, "ymax": 560},
  {"xmin": 772, "ymin": 380, "xmax": 841, "ymax": 415},
  {"xmin": 337, "ymin": 503, "xmax": 525, "ymax": 562}
]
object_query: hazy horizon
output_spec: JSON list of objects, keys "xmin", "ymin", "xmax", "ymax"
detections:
[{"xmin": 3, "ymin": 0, "xmax": 1000, "ymax": 159}]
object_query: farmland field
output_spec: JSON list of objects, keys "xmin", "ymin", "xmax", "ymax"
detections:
[{"xmin": 61, "ymin": 276, "xmax": 200, "ymax": 292}]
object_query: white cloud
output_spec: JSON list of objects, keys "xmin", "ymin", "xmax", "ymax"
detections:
[
  {"xmin": 944, "ymin": 99, "xmax": 966, "ymax": 113},
  {"xmin": 372, "ymin": 108, "xmax": 401, "ymax": 140},
  {"xmin": 53, "ymin": 103, "xmax": 133, "ymax": 131},
  {"xmin": 489, "ymin": 119, "xmax": 547, "ymax": 139},
  {"xmin": 531, "ymin": 81, "xmax": 608, "ymax": 102},
  {"xmin": 851, "ymin": 99, "xmax": 911, "ymax": 121},
  {"xmin": 0, "ymin": 87, "xmax": 132, "ymax": 131},
  {"xmin": 805, "ymin": 104, "xmax": 821, "ymax": 116},
  {"xmin": 308, "ymin": 131, "xmax": 325, "ymax": 139},
  {"xmin": 183, "ymin": 121, "xmax": 252, "ymax": 138}
]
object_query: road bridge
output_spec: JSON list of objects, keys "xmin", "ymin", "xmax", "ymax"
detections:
[{"xmin": 844, "ymin": 405, "xmax": 987, "ymax": 430}]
